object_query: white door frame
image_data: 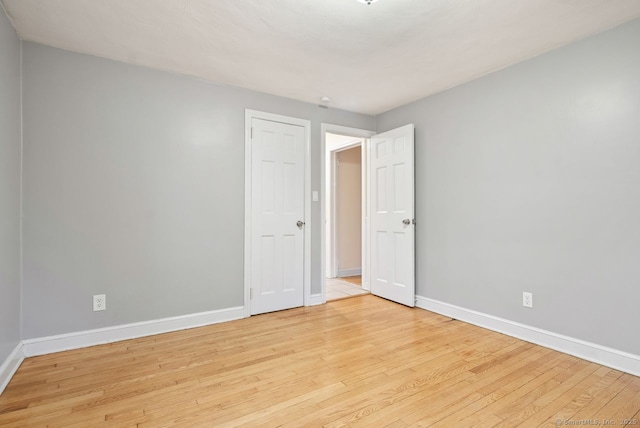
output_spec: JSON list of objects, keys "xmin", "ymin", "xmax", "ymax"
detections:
[
  {"xmin": 245, "ymin": 110, "xmax": 311, "ymax": 318},
  {"xmin": 321, "ymin": 124, "xmax": 376, "ymax": 301}
]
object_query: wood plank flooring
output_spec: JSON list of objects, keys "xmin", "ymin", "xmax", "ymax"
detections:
[
  {"xmin": 340, "ymin": 276, "xmax": 362, "ymax": 287},
  {"xmin": 1, "ymin": 295, "xmax": 639, "ymax": 427}
]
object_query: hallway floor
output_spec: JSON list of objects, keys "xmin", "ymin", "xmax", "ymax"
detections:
[{"xmin": 326, "ymin": 276, "xmax": 368, "ymax": 301}]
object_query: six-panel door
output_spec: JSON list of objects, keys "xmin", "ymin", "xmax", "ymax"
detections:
[
  {"xmin": 250, "ymin": 118, "xmax": 305, "ymax": 315},
  {"xmin": 370, "ymin": 124, "xmax": 415, "ymax": 307}
]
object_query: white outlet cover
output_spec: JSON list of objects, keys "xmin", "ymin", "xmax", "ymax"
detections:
[
  {"xmin": 522, "ymin": 292, "xmax": 533, "ymax": 308},
  {"xmin": 93, "ymin": 294, "xmax": 106, "ymax": 311}
]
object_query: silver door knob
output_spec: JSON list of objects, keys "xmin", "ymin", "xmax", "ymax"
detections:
[
  {"xmin": 402, "ymin": 219, "xmax": 411, "ymax": 225},
  {"xmin": 297, "ymin": 220, "xmax": 305, "ymax": 228}
]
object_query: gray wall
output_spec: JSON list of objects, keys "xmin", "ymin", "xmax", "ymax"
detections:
[
  {"xmin": 21, "ymin": 43, "xmax": 374, "ymax": 339},
  {"xmin": 0, "ymin": 9, "xmax": 21, "ymax": 362},
  {"xmin": 376, "ymin": 19, "xmax": 640, "ymax": 355}
]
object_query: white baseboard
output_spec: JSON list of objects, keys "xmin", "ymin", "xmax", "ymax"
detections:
[
  {"xmin": 22, "ymin": 306, "xmax": 245, "ymax": 357},
  {"xmin": 307, "ymin": 293, "xmax": 325, "ymax": 306},
  {"xmin": 338, "ymin": 268, "xmax": 362, "ymax": 277},
  {"xmin": 0, "ymin": 342, "xmax": 25, "ymax": 395},
  {"xmin": 415, "ymin": 296, "xmax": 640, "ymax": 377}
]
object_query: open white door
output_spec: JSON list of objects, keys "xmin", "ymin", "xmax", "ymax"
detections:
[
  {"xmin": 250, "ymin": 118, "xmax": 305, "ymax": 315},
  {"xmin": 370, "ymin": 124, "xmax": 415, "ymax": 307}
]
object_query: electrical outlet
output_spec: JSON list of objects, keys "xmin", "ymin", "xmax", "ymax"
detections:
[
  {"xmin": 522, "ymin": 292, "xmax": 533, "ymax": 308},
  {"xmin": 93, "ymin": 294, "xmax": 106, "ymax": 311}
]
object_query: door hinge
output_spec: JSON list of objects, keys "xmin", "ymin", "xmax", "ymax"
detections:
[
  {"xmin": 251, "ymin": 127, "xmax": 253, "ymax": 139},
  {"xmin": 250, "ymin": 288, "xmax": 253, "ymax": 299}
]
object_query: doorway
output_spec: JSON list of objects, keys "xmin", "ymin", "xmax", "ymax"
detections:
[
  {"xmin": 322, "ymin": 125, "xmax": 375, "ymax": 302},
  {"xmin": 321, "ymin": 123, "xmax": 416, "ymax": 307},
  {"xmin": 327, "ymin": 141, "xmax": 367, "ymax": 301}
]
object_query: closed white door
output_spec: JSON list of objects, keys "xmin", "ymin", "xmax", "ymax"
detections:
[
  {"xmin": 250, "ymin": 118, "xmax": 305, "ymax": 315},
  {"xmin": 370, "ymin": 124, "xmax": 415, "ymax": 307}
]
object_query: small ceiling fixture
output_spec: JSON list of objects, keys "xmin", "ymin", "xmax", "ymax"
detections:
[{"xmin": 357, "ymin": 0, "xmax": 379, "ymax": 4}]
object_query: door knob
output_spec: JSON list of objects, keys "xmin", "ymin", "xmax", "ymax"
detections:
[
  {"xmin": 297, "ymin": 220, "xmax": 305, "ymax": 228},
  {"xmin": 402, "ymin": 219, "xmax": 411, "ymax": 225}
]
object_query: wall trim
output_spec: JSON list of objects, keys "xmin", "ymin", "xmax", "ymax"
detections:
[
  {"xmin": 338, "ymin": 268, "xmax": 362, "ymax": 278},
  {"xmin": 0, "ymin": 342, "xmax": 24, "ymax": 395},
  {"xmin": 307, "ymin": 293, "xmax": 325, "ymax": 307},
  {"xmin": 22, "ymin": 306, "xmax": 245, "ymax": 358},
  {"xmin": 415, "ymin": 295, "xmax": 640, "ymax": 377}
]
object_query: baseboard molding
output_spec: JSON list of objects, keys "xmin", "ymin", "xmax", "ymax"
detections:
[
  {"xmin": 415, "ymin": 296, "xmax": 640, "ymax": 377},
  {"xmin": 307, "ymin": 293, "xmax": 325, "ymax": 306},
  {"xmin": 338, "ymin": 268, "xmax": 362, "ymax": 277},
  {"xmin": 0, "ymin": 342, "xmax": 25, "ymax": 395},
  {"xmin": 22, "ymin": 306, "xmax": 245, "ymax": 358}
]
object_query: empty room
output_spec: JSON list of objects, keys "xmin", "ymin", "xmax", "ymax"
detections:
[{"xmin": 1, "ymin": 0, "xmax": 640, "ymax": 426}]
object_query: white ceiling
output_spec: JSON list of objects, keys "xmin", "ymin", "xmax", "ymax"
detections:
[{"xmin": 3, "ymin": 0, "xmax": 640, "ymax": 115}]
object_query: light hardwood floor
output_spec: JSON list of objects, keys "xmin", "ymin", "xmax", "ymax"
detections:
[
  {"xmin": 341, "ymin": 276, "xmax": 362, "ymax": 286},
  {"xmin": 1, "ymin": 295, "xmax": 639, "ymax": 427}
]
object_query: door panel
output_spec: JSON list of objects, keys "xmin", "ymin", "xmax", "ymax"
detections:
[
  {"xmin": 251, "ymin": 118, "xmax": 305, "ymax": 315},
  {"xmin": 370, "ymin": 124, "xmax": 415, "ymax": 307}
]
